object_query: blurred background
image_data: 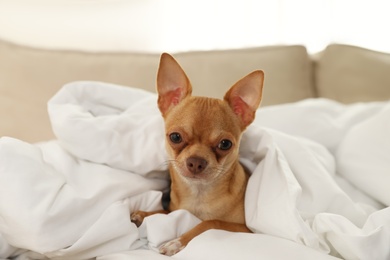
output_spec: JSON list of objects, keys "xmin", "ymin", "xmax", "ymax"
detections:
[
  {"xmin": 1, "ymin": 0, "xmax": 390, "ymax": 143},
  {"xmin": 0, "ymin": 0, "xmax": 389, "ymax": 54}
]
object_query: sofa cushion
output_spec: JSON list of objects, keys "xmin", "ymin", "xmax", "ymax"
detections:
[
  {"xmin": 174, "ymin": 45, "xmax": 315, "ymax": 105},
  {"xmin": 315, "ymin": 44, "xmax": 390, "ymax": 103},
  {"xmin": 0, "ymin": 40, "xmax": 314, "ymax": 142}
]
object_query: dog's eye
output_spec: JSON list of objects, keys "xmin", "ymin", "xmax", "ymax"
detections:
[
  {"xmin": 169, "ymin": 132, "xmax": 182, "ymax": 143},
  {"xmin": 218, "ymin": 139, "xmax": 232, "ymax": 150}
]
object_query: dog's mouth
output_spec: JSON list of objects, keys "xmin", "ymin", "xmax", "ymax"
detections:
[{"xmin": 181, "ymin": 170, "xmax": 209, "ymax": 180}]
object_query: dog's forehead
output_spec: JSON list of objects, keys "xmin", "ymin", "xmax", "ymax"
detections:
[{"xmin": 166, "ymin": 96, "xmax": 241, "ymax": 139}]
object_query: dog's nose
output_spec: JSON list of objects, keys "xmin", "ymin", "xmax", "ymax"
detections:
[{"xmin": 186, "ymin": 157, "xmax": 208, "ymax": 174}]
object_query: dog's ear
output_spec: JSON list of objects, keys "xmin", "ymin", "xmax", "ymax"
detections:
[
  {"xmin": 224, "ymin": 70, "xmax": 264, "ymax": 129},
  {"xmin": 157, "ymin": 53, "xmax": 192, "ymax": 117}
]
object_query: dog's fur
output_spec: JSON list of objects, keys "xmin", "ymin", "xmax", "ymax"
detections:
[{"xmin": 131, "ymin": 53, "xmax": 264, "ymax": 255}]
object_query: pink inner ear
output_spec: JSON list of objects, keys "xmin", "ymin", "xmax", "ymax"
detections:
[
  {"xmin": 231, "ymin": 96, "xmax": 253, "ymax": 127},
  {"xmin": 159, "ymin": 87, "xmax": 184, "ymax": 115},
  {"xmin": 232, "ymin": 96, "xmax": 245, "ymax": 116},
  {"xmin": 168, "ymin": 87, "xmax": 183, "ymax": 106}
]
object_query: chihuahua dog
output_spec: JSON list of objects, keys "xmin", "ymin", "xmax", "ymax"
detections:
[{"xmin": 131, "ymin": 53, "xmax": 264, "ymax": 256}]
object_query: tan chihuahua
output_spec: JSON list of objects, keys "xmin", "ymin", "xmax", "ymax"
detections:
[{"xmin": 131, "ymin": 53, "xmax": 264, "ymax": 256}]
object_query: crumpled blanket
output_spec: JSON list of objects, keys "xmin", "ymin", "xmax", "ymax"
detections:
[{"xmin": 0, "ymin": 81, "xmax": 389, "ymax": 260}]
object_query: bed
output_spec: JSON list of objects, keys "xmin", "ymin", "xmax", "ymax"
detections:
[{"xmin": 1, "ymin": 40, "xmax": 390, "ymax": 259}]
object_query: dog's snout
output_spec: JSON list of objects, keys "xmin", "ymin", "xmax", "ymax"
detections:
[{"xmin": 186, "ymin": 157, "xmax": 208, "ymax": 174}]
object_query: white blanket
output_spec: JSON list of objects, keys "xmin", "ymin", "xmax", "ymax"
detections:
[{"xmin": 1, "ymin": 81, "xmax": 389, "ymax": 260}]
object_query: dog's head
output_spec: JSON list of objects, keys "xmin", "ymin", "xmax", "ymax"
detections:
[{"xmin": 156, "ymin": 53, "xmax": 264, "ymax": 182}]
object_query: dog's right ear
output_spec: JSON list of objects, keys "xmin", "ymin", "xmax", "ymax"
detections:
[{"xmin": 157, "ymin": 53, "xmax": 192, "ymax": 117}]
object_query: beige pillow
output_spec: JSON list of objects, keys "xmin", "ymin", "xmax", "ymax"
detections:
[
  {"xmin": 0, "ymin": 40, "xmax": 314, "ymax": 142},
  {"xmin": 175, "ymin": 45, "xmax": 315, "ymax": 105},
  {"xmin": 315, "ymin": 44, "xmax": 390, "ymax": 103},
  {"xmin": 0, "ymin": 40, "xmax": 160, "ymax": 142}
]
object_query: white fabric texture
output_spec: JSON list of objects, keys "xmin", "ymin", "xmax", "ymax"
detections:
[{"xmin": 0, "ymin": 81, "xmax": 389, "ymax": 260}]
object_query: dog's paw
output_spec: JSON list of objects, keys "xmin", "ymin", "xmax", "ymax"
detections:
[
  {"xmin": 130, "ymin": 211, "xmax": 146, "ymax": 227},
  {"xmin": 159, "ymin": 238, "xmax": 185, "ymax": 256}
]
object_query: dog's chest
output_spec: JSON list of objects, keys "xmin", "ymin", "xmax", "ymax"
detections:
[
  {"xmin": 178, "ymin": 187, "xmax": 226, "ymax": 221},
  {"xmin": 181, "ymin": 198, "xmax": 216, "ymax": 220}
]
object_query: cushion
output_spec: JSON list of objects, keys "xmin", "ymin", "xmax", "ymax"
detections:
[
  {"xmin": 174, "ymin": 45, "xmax": 315, "ymax": 105},
  {"xmin": 0, "ymin": 40, "xmax": 160, "ymax": 142},
  {"xmin": 0, "ymin": 39, "xmax": 314, "ymax": 142},
  {"xmin": 315, "ymin": 44, "xmax": 390, "ymax": 103}
]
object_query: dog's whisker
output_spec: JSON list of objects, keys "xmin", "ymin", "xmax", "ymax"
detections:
[
  {"xmin": 159, "ymin": 159, "xmax": 177, "ymax": 165},
  {"xmin": 156, "ymin": 160, "xmax": 172, "ymax": 169}
]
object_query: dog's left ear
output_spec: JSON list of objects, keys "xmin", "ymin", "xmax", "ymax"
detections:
[
  {"xmin": 224, "ymin": 70, "xmax": 264, "ymax": 129},
  {"xmin": 157, "ymin": 53, "xmax": 192, "ymax": 117}
]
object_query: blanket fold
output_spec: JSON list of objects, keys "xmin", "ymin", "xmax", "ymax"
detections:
[
  {"xmin": 1, "ymin": 81, "xmax": 389, "ymax": 260},
  {"xmin": 48, "ymin": 81, "xmax": 168, "ymax": 175}
]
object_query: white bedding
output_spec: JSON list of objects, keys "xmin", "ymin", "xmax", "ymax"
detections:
[{"xmin": 0, "ymin": 81, "xmax": 389, "ymax": 260}]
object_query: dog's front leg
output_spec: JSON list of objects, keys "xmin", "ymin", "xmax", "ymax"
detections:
[{"xmin": 159, "ymin": 220, "xmax": 251, "ymax": 256}]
